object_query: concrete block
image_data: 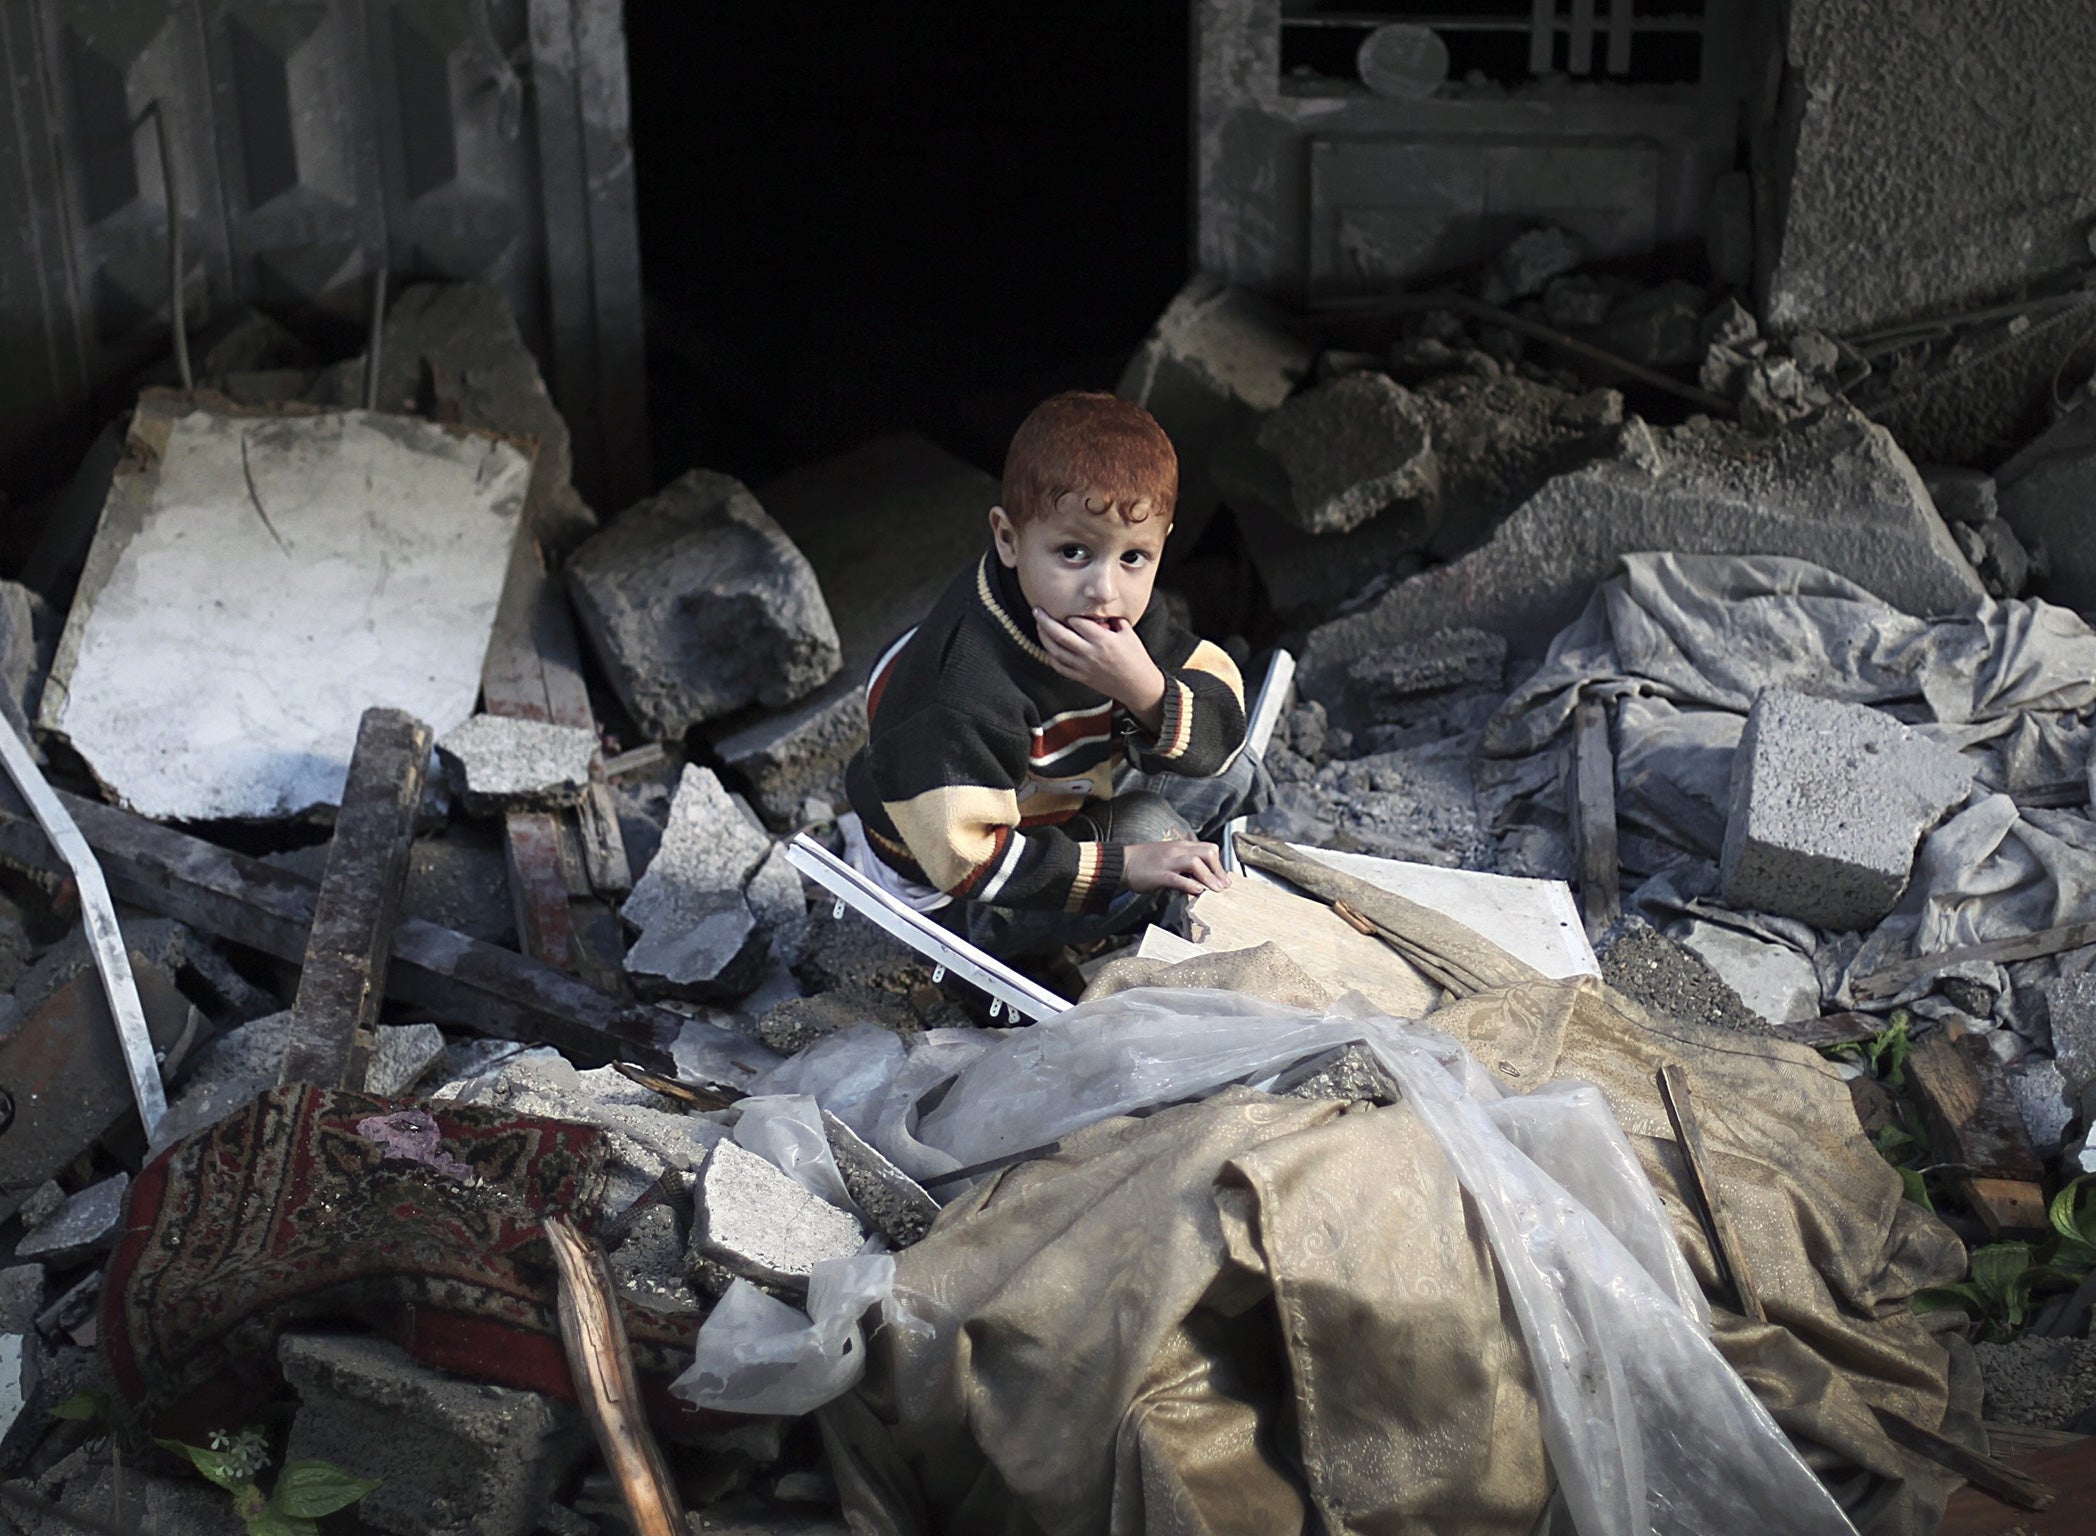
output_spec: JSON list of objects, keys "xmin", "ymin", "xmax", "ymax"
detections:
[
  {"xmin": 621, "ymin": 766, "xmax": 776, "ymax": 1000},
  {"xmin": 1115, "ymin": 274, "xmax": 1315, "ymax": 545},
  {"xmin": 1758, "ymin": 0, "xmax": 2096, "ymax": 337},
  {"xmin": 1299, "ymin": 404, "xmax": 1985, "ymax": 685},
  {"xmin": 2028, "ymin": 975, "xmax": 2096, "ymax": 1090},
  {"xmin": 568, "ymin": 470, "xmax": 841, "ymax": 738},
  {"xmin": 279, "ymin": 1331, "xmax": 588, "ymax": 1536},
  {"xmin": 435, "ymin": 716, "xmax": 598, "ymax": 815},
  {"xmin": 1719, "ymin": 692, "xmax": 1975, "ymax": 932},
  {"xmin": 2009, "ymin": 1057, "xmax": 2077, "ymax": 1157},
  {"xmin": 693, "ymin": 1140, "xmax": 863, "ymax": 1289},
  {"xmin": 1340, "ymin": 629, "xmax": 1505, "ymax": 716},
  {"xmin": 1214, "ymin": 372, "xmax": 1436, "ymax": 536},
  {"xmin": 1999, "ymin": 401, "xmax": 2096, "ymax": 617},
  {"xmin": 366, "ymin": 1023, "xmax": 448, "ymax": 1097},
  {"xmin": 716, "ymin": 436, "xmax": 993, "ymax": 825},
  {"xmin": 15, "ymin": 1176, "xmax": 127, "ymax": 1266}
]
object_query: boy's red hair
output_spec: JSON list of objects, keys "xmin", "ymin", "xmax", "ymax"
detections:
[{"xmin": 1001, "ymin": 391, "xmax": 1178, "ymax": 526}]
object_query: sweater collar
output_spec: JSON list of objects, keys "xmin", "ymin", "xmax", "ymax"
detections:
[{"xmin": 975, "ymin": 552, "xmax": 1056, "ymax": 670}]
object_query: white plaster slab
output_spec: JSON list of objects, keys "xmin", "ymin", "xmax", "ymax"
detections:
[
  {"xmin": 43, "ymin": 404, "xmax": 530, "ymax": 820},
  {"xmin": 1254, "ymin": 843, "xmax": 1599, "ymax": 980}
]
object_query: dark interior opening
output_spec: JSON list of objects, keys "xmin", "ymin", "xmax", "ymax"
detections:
[{"xmin": 626, "ymin": 0, "xmax": 1195, "ymax": 499}]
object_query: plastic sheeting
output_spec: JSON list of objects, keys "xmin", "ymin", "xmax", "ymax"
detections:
[
  {"xmin": 743, "ymin": 985, "xmax": 1861, "ymax": 1536},
  {"xmin": 1478, "ymin": 553, "xmax": 2096, "ymax": 1012}
]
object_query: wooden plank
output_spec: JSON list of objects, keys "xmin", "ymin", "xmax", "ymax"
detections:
[
  {"xmin": 1619, "ymin": 768, "xmax": 1725, "ymax": 860},
  {"xmin": 1874, "ymin": 1406, "xmax": 2054, "ymax": 1514},
  {"xmin": 505, "ymin": 810, "xmax": 578, "ymax": 972},
  {"xmin": 1939, "ymin": 1437, "xmax": 2094, "ymax": 1535},
  {"xmin": 1573, "ymin": 696, "xmax": 1620, "ymax": 941},
  {"xmin": 1852, "ymin": 918, "xmax": 2096, "ymax": 1000},
  {"xmin": 1907, "ymin": 1029, "xmax": 2048, "ymax": 1237},
  {"xmin": 0, "ymin": 786, "xmax": 681, "ymax": 1072},
  {"xmin": 280, "ymin": 707, "xmax": 431, "ymax": 1090},
  {"xmin": 579, "ymin": 783, "xmax": 632, "ymax": 894},
  {"xmin": 1657, "ymin": 1064, "xmax": 1765, "ymax": 1322}
]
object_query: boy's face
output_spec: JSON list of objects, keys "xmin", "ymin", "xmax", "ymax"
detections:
[{"xmin": 989, "ymin": 492, "xmax": 1170, "ymax": 635}]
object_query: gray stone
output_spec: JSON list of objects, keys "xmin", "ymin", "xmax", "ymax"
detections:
[
  {"xmin": 2009, "ymin": 1057, "xmax": 2077, "ymax": 1156},
  {"xmin": 1276, "ymin": 1043, "xmax": 1402, "ymax": 1105},
  {"xmin": 1215, "ymin": 372, "xmax": 1436, "ymax": 536},
  {"xmin": 1719, "ymin": 692, "xmax": 1976, "ymax": 932},
  {"xmin": 154, "ymin": 1012, "xmax": 294, "ymax": 1152},
  {"xmin": 15, "ymin": 1176, "xmax": 127, "ymax": 1266},
  {"xmin": 1598, "ymin": 919, "xmax": 1774, "ymax": 1038},
  {"xmin": 716, "ymin": 437, "xmax": 995, "ymax": 826},
  {"xmin": 1738, "ymin": 356, "xmax": 1826, "ymax": 433},
  {"xmin": 15, "ymin": 1185, "xmax": 62, "ymax": 1233},
  {"xmin": 478, "ymin": 1054, "xmax": 726, "ymax": 1185},
  {"xmin": 279, "ymin": 1330, "xmax": 588, "ymax": 1536},
  {"xmin": 1298, "ymin": 405, "xmax": 1986, "ymax": 685},
  {"xmin": 621, "ymin": 766, "xmax": 776, "ymax": 1000},
  {"xmin": 1920, "ymin": 467, "xmax": 1999, "ymax": 526},
  {"xmin": 1999, "ymin": 400, "xmax": 2096, "ymax": 616},
  {"xmin": 1114, "ymin": 274, "xmax": 1316, "ymax": 543},
  {"xmin": 435, "ymin": 716, "xmax": 599, "ymax": 815},
  {"xmin": 1339, "ymin": 629, "xmax": 1506, "ymax": 718},
  {"xmin": 1758, "ymin": 0, "xmax": 2096, "ymax": 336},
  {"xmin": 1974, "ymin": 1336, "xmax": 2096, "ymax": 1429},
  {"xmin": 822, "ymin": 1112, "xmax": 939, "ymax": 1249},
  {"xmin": 1590, "ymin": 282, "xmax": 1705, "ymax": 369},
  {"xmin": 1673, "ymin": 921, "xmax": 1822, "ymax": 1028},
  {"xmin": 744, "ymin": 844, "xmax": 809, "ymax": 970},
  {"xmin": 1970, "ymin": 519, "xmax": 2032, "ymax": 599},
  {"xmin": 568, "ymin": 470, "xmax": 841, "ymax": 738},
  {"xmin": 367, "ymin": 1023, "xmax": 448, "ymax": 1097},
  {"xmin": 2029, "ymin": 976, "xmax": 2096, "ymax": 1090},
  {"xmin": 1699, "ymin": 297, "xmax": 1759, "ymax": 353},
  {"xmin": 609, "ymin": 1202, "xmax": 700, "ymax": 1314},
  {"xmin": 0, "ymin": 1269, "xmax": 43, "ymax": 1336},
  {"xmin": 1479, "ymin": 227, "xmax": 1583, "ymax": 307},
  {"xmin": 693, "ymin": 1140, "xmax": 864, "ymax": 1290}
]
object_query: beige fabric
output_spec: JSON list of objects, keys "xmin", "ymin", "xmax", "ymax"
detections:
[{"xmin": 827, "ymin": 923, "xmax": 1980, "ymax": 1536}]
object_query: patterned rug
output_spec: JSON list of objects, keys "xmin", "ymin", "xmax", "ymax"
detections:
[{"xmin": 103, "ymin": 1084, "xmax": 714, "ymax": 1440}]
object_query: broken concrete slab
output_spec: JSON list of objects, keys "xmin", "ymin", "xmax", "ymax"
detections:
[
  {"xmin": 610, "ymin": 1201, "xmax": 701, "ymax": 1315},
  {"xmin": 474, "ymin": 1052, "xmax": 726, "ymax": 1193},
  {"xmin": 15, "ymin": 1176, "xmax": 127, "ymax": 1267},
  {"xmin": 693, "ymin": 1139, "xmax": 863, "ymax": 1290},
  {"xmin": 1998, "ymin": 401, "xmax": 2096, "ymax": 616},
  {"xmin": 621, "ymin": 766, "xmax": 777, "ymax": 1000},
  {"xmin": 1341, "ymin": 629, "xmax": 1507, "ymax": 721},
  {"xmin": 745, "ymin": 844, "xmax": 810, "ymax": 970},
  {"xmin": 568, "ymin": 470, "xmax": 841, "ymax": 739},
  {"xmin": 1299, "ymin": 404, "xmax": 1987, "ymax": 687},
  {"xmin": 2027, "ymin": 975, "xmax": 2096, "ymax": 1090},
  {"xmin": 1719, "ymin": 692, "xmax": 1976, "ymax": 933},
  {"xmin": 1213, "ymin": 372, "xmax": 1437, "ymax": 536},
  {"xmin": 2009, "ymin": 1058, "xmax": 2076, "ymax": 1156},
  {"xmin": 1114, "ymin": 274, "xmax": 1315, "ymax": 545},
  {"xmin": 280, "ymin": 1330, "xmax": 589, "ymax": 1536},
  {"xmin": 716, "ymin": 437, "xmax": 996, "ymax": 826},
  {"xmin": 1673, "ymin": 920, "xmax": 1822, "ymax": 1029},
  {"xmin": 366, "ymin": 1023, "xmax": 448, "ymax": 1098},
  {"xmin": 435, "ymin": 715, "xmax": 599, "ymax": 815},
  {"xmin": 40, "ymin": 396, "xmax": 531, "ymax": 820},
  {"xmin": 821, "ymin": 1111, "xmax": 939, "ymax": 1249}
]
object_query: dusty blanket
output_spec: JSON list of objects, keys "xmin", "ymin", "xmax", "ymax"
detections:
[{"xmin": 102, "ymin": 1084, "xmax": 708, "ymax": 1440}]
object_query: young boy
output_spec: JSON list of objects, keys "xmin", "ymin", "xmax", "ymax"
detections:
[{"xmin": 842, "ymin": 391, "xmax": 1270, "ymax": 965}]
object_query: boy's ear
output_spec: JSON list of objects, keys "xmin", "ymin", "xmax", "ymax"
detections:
[{"xmin": 987, "ymin": 505, "xmax": 1020, "ymax": 567}]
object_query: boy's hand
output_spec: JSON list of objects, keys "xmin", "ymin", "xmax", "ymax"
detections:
[
  {"xmin": 1122, "ymin": 838, "xmax": 1231, "ymax": 896},
  {"xmin": 1033, "ymin": 609, "xmax": 1167, "ymax": 729}
]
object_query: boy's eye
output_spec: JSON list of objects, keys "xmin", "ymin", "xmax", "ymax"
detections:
[
  {"xmin": 1059, "ymin": 544, "xmax": 1089, "ymax": 562},
  {"xmin": 1121, "ymin": 550, "xmax": 1149, "ymax": 567}
]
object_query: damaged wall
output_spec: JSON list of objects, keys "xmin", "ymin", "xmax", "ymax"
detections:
[
  {"xmin": 1757, "ymin": 0, "xmax": 2096, "ymax": 335},
  {"xmin": 0, "ymin": 0, "xmax": 645, "ymax": 509}
]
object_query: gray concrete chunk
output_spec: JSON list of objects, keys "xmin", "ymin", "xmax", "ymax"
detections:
[
  {"xmin": 279, "ymin": 1330, "xmax": 588, "ymax": 1536},
  {"xmin": 621, "ymin": 766, "xmax": 776, "ymax": 999},
  {"xmin": 1216, "ymin": 372, "xmax": 1437, "ymax": 536},
  {"xmin": 2029, "ymin": 975, "xmax": 2096, "ymax": 1091},
  {"xmin": 2010, "ymin": 1057, "xmax": 2077, "ymax": 1157},
  {"xmin": 435, "ymin": 715, "xmax": 598, "ymax": 815},
  {"xmin": 1999, "ymin": 401, "xmax": 2096, "ymax": 617},
  {"xmin": 15, "ymin": 1176, "xmax": 127, "ymax": 1266},
  {"xmin": 1719, "ymin": 692, "xmax": 1975, "ymax": 932},
  {"xmin": 568, "ymin": 470, "xmax": 841, "ymax": 738},
  {"xmin": 694, "ymin": 1139, "xmax": 864, "ymax": 1289},
  {"xmin": 1298, "ymin": 404, "xmax": 1985, "ymax": 685},
  {"xmin": 1342, "ymin": 628, "xmax": 1506, "ymax": 715},
  {"xmin": 366, "ymin": 1023, "xmax": 448, "ymax": 1097}
]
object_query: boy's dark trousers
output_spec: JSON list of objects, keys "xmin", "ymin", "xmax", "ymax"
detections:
[{"xmin": 938, "ymin": 751, "xmax": 1274, "ymax": 961}]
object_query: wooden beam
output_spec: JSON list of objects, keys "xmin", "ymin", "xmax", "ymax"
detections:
[
  {"xmin": 280, "ymin": 708, "xmax": 431, "ymax": 1090},
  {"xmin": 1872, "ymin": 1405, "xmax": 2055, "ymax": 1513},
  {"xmin": 0, "ymin": 785, "xmax": 682, "ymax": 1072},
  {"xmin": 1907, "ymin": 1029, "xmax": 2048, "ymax": 1238},
  {"xmin": 1851, "ymin": 919, "xmax": 2096, "ymax": 1000},
  {"xmin": 1573, "ymin": 696, "xmax": 1620, "ymax": 941},
  {"xmin": 1657, "ymin": 1064, "xmax": 1765, "ymax": 1322}
]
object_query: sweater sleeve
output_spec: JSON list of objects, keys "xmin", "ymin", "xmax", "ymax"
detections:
[
  {"xmin": 866, "ymin": 704, "xmax": 1125, "ymax": 913},
  {"xmin": 1127, "ymin": 613, "xmax": 1248, "ymax": 777}
]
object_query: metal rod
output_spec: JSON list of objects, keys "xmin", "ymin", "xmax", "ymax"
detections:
[
  {"xmin": 364, "ymin": 265, "xmax": 388, "ymax": 411},
  {"xmin": 140, "ymin": 101, "xmax": 191, "ymax": 391}
]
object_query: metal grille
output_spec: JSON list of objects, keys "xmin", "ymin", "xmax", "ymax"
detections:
[{"xmin": 1279, "ymin": 0, "xmax": 1711, "ymax": 88}]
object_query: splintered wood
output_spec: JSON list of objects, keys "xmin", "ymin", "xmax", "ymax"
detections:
[{"xmin": 1907, "ymin": 1029, "xmax": 2049, "ymax": 1238}]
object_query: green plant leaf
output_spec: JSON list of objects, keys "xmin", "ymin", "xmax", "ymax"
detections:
[
  {"xmin": 245, "ymin": 1512, "xmax": 319, "ymax": 1536},
  {"xmin": 155, "ymin": 1437, "xmax": 251, "ymax": 1494},
  {"xmin": 2050, "ymin": 1175, "xmax": 2096, "ymax": 1248},
  {"xmin": 1913, "ymin": 1284, "xmax": 1981, "ymax": 1316},
  {"xmin": 1968, "ymin": 1242, "xmax": 2034, "ymax": 1305},
  {"xmin": 267, "ymin": 1460, "xmax": 381, "ymax": 1518},
  {"xmin": 1898, "ymin": 1166, "xmax": 1933, "ymax": 1210},
  {"xmin": 49, "ymin": 1391, "xmax": 109, "ymax": 1424}
]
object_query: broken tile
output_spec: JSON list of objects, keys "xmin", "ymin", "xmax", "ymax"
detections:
[
  {"xmin": 435, "ymin": 715, "xmax": 598, "ymax": 815},
  {"xmin": 16, "ymin": 1176, "xmax": 128, "ymax": 1267},
  {"xmin": 694, "ymin": 1140, "xmax": 863, "ymax": 1290},
  {"xmin": 568, "ymin": 470, "xmax": 841, "ymax": 738},
  {"xmin": 1720, "ymin": 693, "xmax": 1975, "ymax": 932}
]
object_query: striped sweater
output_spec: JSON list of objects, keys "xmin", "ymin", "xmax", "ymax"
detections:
[{"xmin": 843, "ymin": 551, "xmax": 1247, "ymax": 912}]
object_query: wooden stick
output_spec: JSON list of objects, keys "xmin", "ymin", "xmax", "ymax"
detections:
[
  {"xmin": 1851, "ymin": 918, "xmax": 2096, "ymax": 1000},
  {"xmin": 1573, "ymin": 696, "xmax": 1620, "ymax": 942},
  {"xmin": 1657, "ymin": 1063, "xmax": 1766, "ymax": 1321},
  {"xmin": 543, "ymin": 1216, "xmax": 687, "ymax": 1536},
  {"xmin": 281, "ymin": 707, "xmax": 431, "ymax": 1089},
  {"xmin": 1870, "ymin": 1405, "xmax": 2055, "ymax": 1512}
]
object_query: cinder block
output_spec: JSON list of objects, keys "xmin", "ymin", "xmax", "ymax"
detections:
[
  {"xmin": 693, "ymin": 1140, "xmax": 863, "ymax": 1289},
  {"xmin": 1719, "ymin": 692, "xmax": 1974, "ymax": 932}
]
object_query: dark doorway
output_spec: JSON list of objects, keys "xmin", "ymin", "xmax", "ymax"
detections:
[{"xmin": 626, "ymin": 1, "xmax": 1194, "ymax": 496}]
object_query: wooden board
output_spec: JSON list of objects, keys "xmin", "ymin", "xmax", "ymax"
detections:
[
  {"xmin": 1573, "ymin": 696, "xmax": 1620, "ymax": 940},
  {"xmin": 1908, "ymin": 1029, "xmax": 2049, "ymax": 1238},
  {"xmin": 1853, "ymin": 918, "xmax": 2096, "ymax": 1000},
  {"xmin": 1188, "ymin": 877, "xmax": 1441, "ymax": 1019}
]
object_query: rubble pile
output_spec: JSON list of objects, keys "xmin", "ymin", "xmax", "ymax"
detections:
[{"xmin": 4, "ymin": 218, "xmax": 2096, "ymax": 1535}]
